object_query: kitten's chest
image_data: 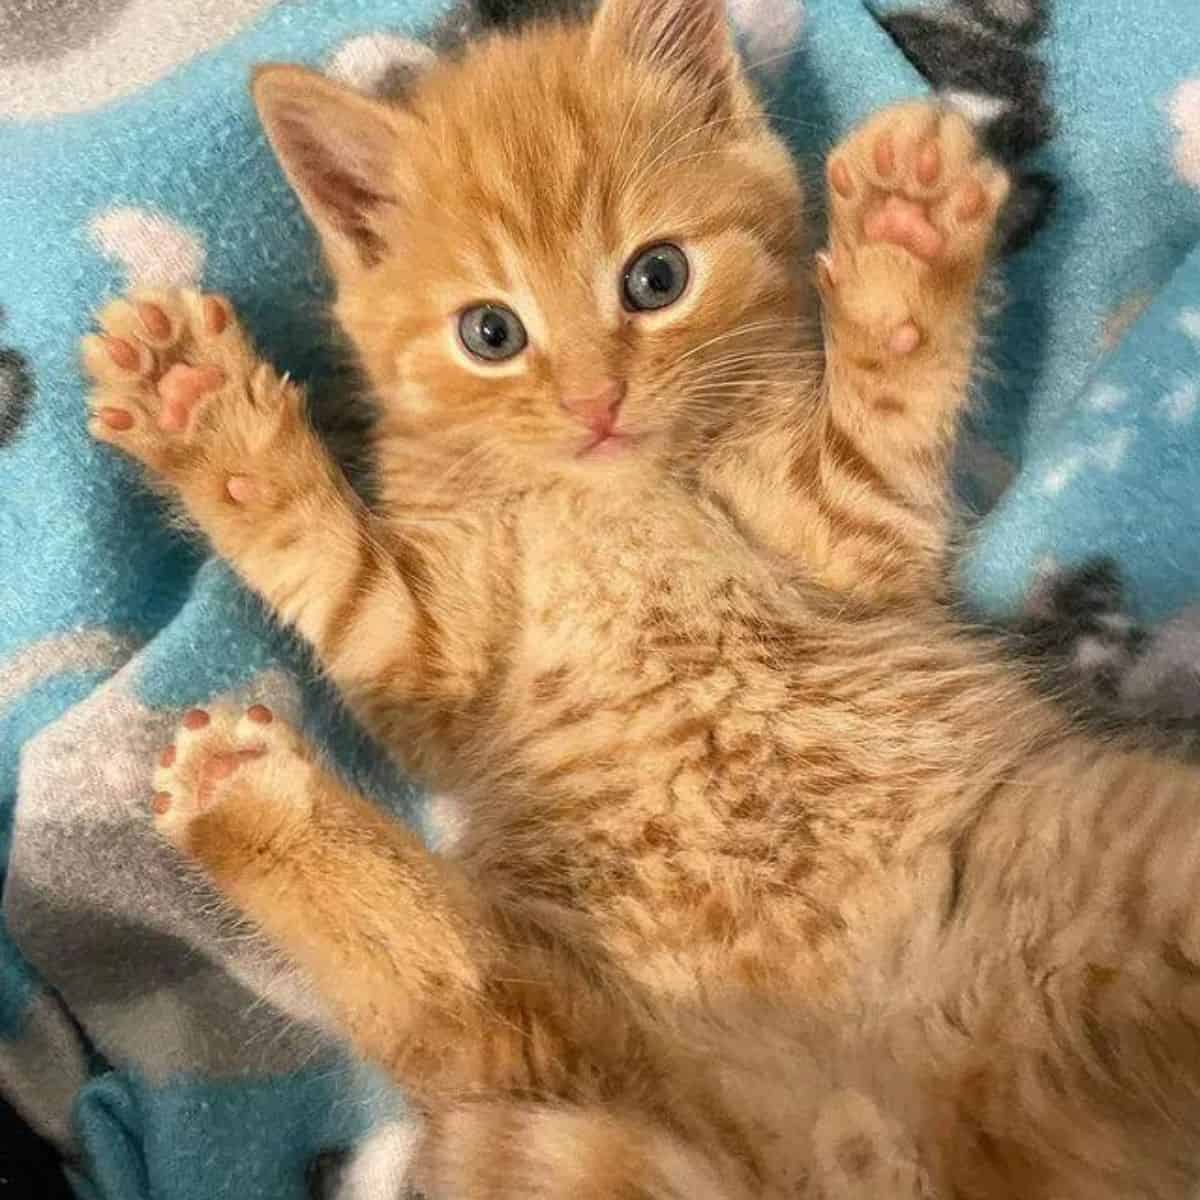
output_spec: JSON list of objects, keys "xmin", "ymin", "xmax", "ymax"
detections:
[
  {"xmin": 481, "ymin": 579, "xmax": 907, "ymax": 988},
  {"xmin": 457, "ymin": 502, "xmax": 1011, "ymax": 991}
]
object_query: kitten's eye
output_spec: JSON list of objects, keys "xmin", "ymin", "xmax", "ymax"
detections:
[
  {"xmin": 622, "ymin": 243, "xmax": 689, "ymax": 312},
  {"xmin": 458, "ymin": 304, "xmax": 527, "ymax": 362}
]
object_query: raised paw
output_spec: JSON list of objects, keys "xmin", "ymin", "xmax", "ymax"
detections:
[
  {"xmin": 152, "ymin": 703, "xmax": 316, "ymax": 853},
  {"xmin": 80, "ymin": 288, "xmax": 294, "ymax": 500},
  {"xmin": 826, "ymin": 101, "xmax": 1009, "ymax": 267},
  {"xmin": 820, "ymin": 102, "xmax": 1010, "ymax": 354}
]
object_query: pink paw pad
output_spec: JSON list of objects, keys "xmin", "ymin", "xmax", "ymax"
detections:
[
  {"xmin": 138, "ymin": 303, "xmax": 171, "ymax": 340},
  {"xmin": 203, "ymin": 297, "xmax": 229, "ymax": 335},
  {"xmin": 200, "ymin": 748, "xmax": 266, "ymax": 789},
  {"xmin": 182, "ymin": 708, "xmax": 210, "ymax": 731},
  {"xmin": 224, "ymin": 475, "xmax": 259, "ymax": 505},
  {"xmin": 916, "ymin": 140, "xmax": 941, "ymax": 186},
  {"xmin": 246, "ymin": 705, "xmax": 274, "ymax": 725},
  {"xmin": 156, "ymin": 365, "xmax": 225, "ymax": 432},
  {"xmin": 863, "ymin": 196, "xmax": 945, "ymax": 261},
  {"xmin": 873, "ymin": 133, "xmax": 896, "ymax": 177},
  {"xmin": 888, "ymin": 322, "xmax": 922, "ymax": 355},
  {"xmin": 956, "ymin": 179, "xmax": 987, "ymax": 221},
  {"xmin": 105, "ymin": 337, "xmax": 139, "ymax": 370},
  {"xmin": 99, "ymin": 407, "xmax": 134, "ymax": 431},
  {"xmin": 829, "ymin": 159, "xmax": 853, "ymax": 199}
]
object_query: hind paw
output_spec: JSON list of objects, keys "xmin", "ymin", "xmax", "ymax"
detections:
[{"xmin": 152, "ymin": 704, "xmax": 315, "ymax": 849}]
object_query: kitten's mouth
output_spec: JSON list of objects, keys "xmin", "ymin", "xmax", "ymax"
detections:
[{"xmin": 577, "ymin": 430, "xmax": 638, "ymax": 460}]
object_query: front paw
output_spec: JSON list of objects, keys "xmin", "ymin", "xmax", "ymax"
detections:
[
  {"xmin": 80, "ymin": 289, "xmax": 297, "ymax": 502},
  {"xmin": 820, "ymin": 102, "xmax": 1010, "ymax": 354},
  {"xmin": 152, "ymin": 703, "xmax": 316, "ymax": 857}
]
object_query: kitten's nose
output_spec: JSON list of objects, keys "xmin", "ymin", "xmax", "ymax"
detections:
[{"xmin": 560, "ymin": 379, "xmax": 625, "ymax": 430}]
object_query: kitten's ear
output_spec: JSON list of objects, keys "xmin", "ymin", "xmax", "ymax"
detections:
[
  {"xmin": 589, "ymin": 0, "xmax": 736, "ymax": 94},
  {"xmin": 252, "ymin": 65, "xmax": 404, "ymax": 269}
]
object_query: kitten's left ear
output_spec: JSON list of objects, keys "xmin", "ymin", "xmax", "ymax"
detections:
[
  {"xmin": 252, "ymin": 64, "xmax": 405, "ymax": 270},
  {"xmin": 589, "ymin": 0, "xmax": 736, "ymax": 95}
]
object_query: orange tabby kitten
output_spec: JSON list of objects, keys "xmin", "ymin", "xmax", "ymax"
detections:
[{"xmin": 80, "ymin": 0, "xmax": 1200, "ymax": 1196}]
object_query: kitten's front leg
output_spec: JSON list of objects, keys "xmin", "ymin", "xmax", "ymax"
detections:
[
  {"xmin": 812, "ymin": 102, "xmax": 1010, "ymax": 601},
  {"xmin": 81, "ymin": 290, "xmax": 466, "ymax": 739}
]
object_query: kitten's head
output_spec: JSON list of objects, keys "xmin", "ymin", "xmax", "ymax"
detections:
[{"xmin": 253, "ymin": 0, "xmax": 809, "ymax": 491}]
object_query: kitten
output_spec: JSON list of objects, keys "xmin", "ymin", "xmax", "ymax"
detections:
[{"xmin": 80, "ymin": 0, "xmax": 1200, "ymax": 1196}]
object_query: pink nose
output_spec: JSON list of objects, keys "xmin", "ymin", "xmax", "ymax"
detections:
[{"xmin": 560, "ymin": 380, "xmax": 625, "ymax": 430}]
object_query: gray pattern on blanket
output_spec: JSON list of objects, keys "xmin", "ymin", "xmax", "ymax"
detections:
[{"xmin": 0, "ymin": 0, "xmax": 134, "ymax": 65}]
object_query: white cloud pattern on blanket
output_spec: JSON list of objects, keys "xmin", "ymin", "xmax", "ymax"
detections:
[
  {"xmin": 728, "ymin": 0, "xmax": 805, "ymax": 79},
  {"xmin": 325, "ymin": 33, "xmax": 435, "ymax": 93},
  {"xmin": 89, "ymin": 207, "xmax": 206, "ymax": 288}
]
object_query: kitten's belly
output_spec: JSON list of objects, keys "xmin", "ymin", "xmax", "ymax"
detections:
[
  {"xmin": 468, "ymin": 739, "xmax": 918, "ymax": 999},
  {"xmin": 461, "ymin": 605, "xmax": 1035, "ymax": 997}
]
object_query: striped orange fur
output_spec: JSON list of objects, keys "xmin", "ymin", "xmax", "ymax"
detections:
[{"xmin": 82, "ymin": 1, "xmax": 1200, "ymax": 1196}]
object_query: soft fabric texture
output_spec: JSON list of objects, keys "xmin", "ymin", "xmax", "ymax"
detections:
[{"xmin": 0, "ymin": 0, "xmax": 1196, "ymax": 1197}]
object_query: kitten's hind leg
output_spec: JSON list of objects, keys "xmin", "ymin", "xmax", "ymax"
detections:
[
  {"xmin": 153, "ymin": 704, "xmax": 634, "ymax": 1105},
  {"xmin": 811, "ymin": 102, "xmax": 1009, "ymax": 602}
]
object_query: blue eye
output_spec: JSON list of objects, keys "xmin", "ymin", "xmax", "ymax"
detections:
[
  {"xmin": 622, "ymin": 243, "xmax": 689, "ymax": 312},
  {"xmin": 458, "ymin": 304, "xmax": 527, "ymax": 362}
]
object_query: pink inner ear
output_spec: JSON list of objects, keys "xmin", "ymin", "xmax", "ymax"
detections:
[
  {"xmin": 279, "ymin": 113, "xmax": 394, "ymax": 265},
  {"xmin": 312, "ymin": 165, "xmax": 391, "ymax": 263}
]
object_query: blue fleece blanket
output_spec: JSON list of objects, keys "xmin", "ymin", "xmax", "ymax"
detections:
[{"xmin": 1, "ymin": 1, "xmax": 1198, "ymax": 1197}]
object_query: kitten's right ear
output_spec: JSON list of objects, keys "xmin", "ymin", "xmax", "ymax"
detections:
[
  {"xmin": 589, "ymin": 0, "xmax": 735, "ymax": 94},
  {"xmin": 252, "ymin": 65, "xmax": 404, "ymax": 269}
]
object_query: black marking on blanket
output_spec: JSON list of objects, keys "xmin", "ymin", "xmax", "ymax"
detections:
[
  {"xmin": 1016, "ymin": 560, "xmax": 1200, "ymax": 742},
  {"xmin": 306, "ymin": 1146, "xmax": 426, "ymax": 1200},
  {"xmin": 995, "ymin": 168, "xmax": 1057, "ymax": 255},
  {"xmin": 876, "ymin": 1, "xmax": 1056, "ymax": 258},
  {"xmin": 959, "ymin": 0, "xmax": 1048, "ymax": 44},
  {"xmin": 306, "ymin": 1148, "xmax": 352, "ymax": 1200},
  {"xmin": 0, "ymin": 308, "xmax": 34, "ymax": 449},
  {"xmin": 882, "ymin": 12, "xmax": 1053, "ymax": 160},
  {"xmin": 474, "ymin": 0, "xmax": 595, "ymax": 28},
  {"xmin": 430, "ymin": 0, "xmax": 595, "ymax": 52},
  {"xmin": 1019, "ymin": 558, "xmax": 1147, "ymax": 703},
  {"xmin": 0, "ymin": 1093, "xmax": 73, "ymax": 1200}
]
